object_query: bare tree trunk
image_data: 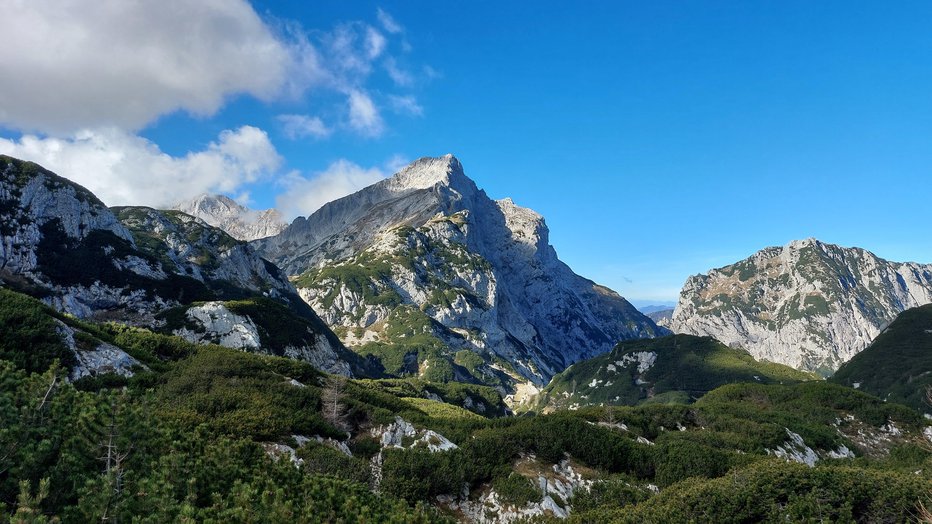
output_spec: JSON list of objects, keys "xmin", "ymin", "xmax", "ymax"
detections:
[{"xmin": 321, "ymin": 375, "xmax": 350, "ymax": 433}]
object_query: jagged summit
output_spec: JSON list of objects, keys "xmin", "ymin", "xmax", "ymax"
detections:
[
  {"xmin": 253, "ymin": 154, "xmax": 665, "ymax": 391},
  {"xmin": 382, "ymin": 154, "xmax": 470, "ymax": 197},
  {"xmin": 172, "ymin": 193, "xmax": 286, "ymax": 242},
  {"xmin": 669, "ymin": 238, "xmax": 932, "ymax": 374},
  {"xmin": 178, "ymin": 193, "xmax": 243, "ymax": 212},
  {"xmin": 384, "ymin": 154, "xmax": 473, "ymax": 193}
]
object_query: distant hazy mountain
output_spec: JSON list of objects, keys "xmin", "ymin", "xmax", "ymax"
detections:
[
  {"xmin": 669, "ymin": 238, "xmax": 932, "ymax": 375},
  {"xmin": 638, "ymin": 304, "xmax": 676, "ymax": 314},
  {"xmin": 831, "ymin": 304, "xmax": 932, "ymax": 414},
  {"xmin": 253, "ymin": 155, "xmax": 666, "ymax": 394},
  {"xmin": 173, "ymin": 193, "xmax": 287, "ymax": 241}
]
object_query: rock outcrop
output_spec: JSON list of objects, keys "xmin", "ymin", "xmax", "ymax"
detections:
[{"xmin": 669, "ymin": 238, "xmax": 932, "ymax": 374}]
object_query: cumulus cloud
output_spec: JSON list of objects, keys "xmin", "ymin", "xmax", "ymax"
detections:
[
  {"xmin": 276, "ymin": 158, "xmax": 400, "ymax": 219},
  {"xmin": 348, "ymin": 90, "xmax": 385, "ymax": 136},
  {"xmin": 277, "ymin": 114, "xmax": 331, "ymax": 140},
  {"xmin": 0, "ymin": 126, "xmax": 281, "ymax": 207},
  {"xmin": 0, "ymin": 1, "xmax": 302, "ymax": 134},
  {"xmin": 0, "ymin": 3, "xmax": 429, "ymax": 139}
]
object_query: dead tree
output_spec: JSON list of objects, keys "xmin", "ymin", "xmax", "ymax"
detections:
[{"xmin": 321, "ymin": 375, "xmax": 351, "ymax": 433}]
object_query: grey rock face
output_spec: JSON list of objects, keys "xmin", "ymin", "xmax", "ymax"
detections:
[
  {"xmin": 174, "ymin": 301, "xmax": 352, "ymax": 376},
  {"xmin": 113, "ymin": 206, "xmax": 293, "ymax": 298},
  {"xmin": 669, "ymin": 238, "xmax": 932, "ymax": 374},
  {"xmin": 0, "ymin": 155, "xmax": 353, "ymax": 375},
  {"xmin": 172, "ymin": 194, "xmax": 287, "ymax": 241},
  {"xmin": 254, "ymin": 155, "xmax": 664, "ymax": 385},
  {"xmin": 56, "ymin": 321, "xmax": 144, "ymax": 381}
]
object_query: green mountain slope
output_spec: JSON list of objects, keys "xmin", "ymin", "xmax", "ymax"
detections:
[
  {"xmin": 1, "ymin": 287, "xmax": 930, "ymax": 522},
  {"xmin": 831, "ymin": 304, "xmax": 932, "ymax": 414},
  {"xmin": 0, "ymin": 155, "xmax": 359, "ymax": 375},
  {"xmin": 535, "ymin": 334, "xmax": 815, "ymax": 411}
]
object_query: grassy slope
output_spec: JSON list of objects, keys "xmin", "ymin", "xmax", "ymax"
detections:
[
  {"xmin": 831, "ymin": 303, "xmax": 932, "ymax": 413},
  {"xmin": 537, "ymin": 334, "xmax": 815, "ymax": 410}
]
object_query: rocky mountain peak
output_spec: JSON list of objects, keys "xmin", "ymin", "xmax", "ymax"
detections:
[
  {"xmin": 384, "ymin": 154, "xmax": 476, "ymax": 195},
  {"xmin": 787, "ymin": 237, "xmax": 820, "ymax": 249},
  {"xmin": 255, "ymin": 154, "xmax": 665, "ymax": 392},
  {"xmin": 178, "ymin": 193, "xmax": 244, "ymax": 216},
  {"xmin": 172, "ymin": 193, "xmax": 287, "ymax": 241},
  {"xmin": 669, "ymin": 238, "xmax": 932, "ymax": 374}
]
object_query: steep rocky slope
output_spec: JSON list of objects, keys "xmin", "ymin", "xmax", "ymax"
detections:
[
  {"xmin": 0, "ymin": 155, "xmax": 353, "ymax": 374},
  {"xmin": 253, "ymin": 155, "xmax": 665, "ymax": 391},
  {"xmin": 669, "ymin": 238, "xmax": 932, "ymax": 375},
  {"xmin": 831, "ymin": 303, "xmax": 932, "ymax": 414},
  {"xmin": 534, "ymin": 334, "xmax": 813, "ymax": 412},
  {"xmin": 172, "ymin": 193, "xmax": 287, "ymax": 241}
]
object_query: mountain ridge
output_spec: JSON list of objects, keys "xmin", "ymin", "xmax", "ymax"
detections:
[
  {"xmin": 0, "ymin": 154, "xmax": 355, "ymax": 375},
  {"xmin": 668, "ymin": 237, "xmax": 932, "ymax": 374},
  {"xmin": 172, "ymin": 193, "xmax": 287, "ymax": 241},
  {"xmin": 254, "ymin": 154, "xmax": 666, "ymax": 390}
]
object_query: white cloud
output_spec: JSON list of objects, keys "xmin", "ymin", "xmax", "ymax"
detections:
[
  {"xmin": 365, "ymin": 27, "xmax": 387, "ymax": 60},
  {"xmin": 0, "ymin": 1, "xmax": 302, "ymax": 134},
  {"xmin": 0, "ymin": 2, "xmax": 429, "ymax": 139},
  {"xmin": 384, "ymin": 154, "xmax": 411, "ymax": 173},
  {"xmin": 348, "ymin": 90, "xmax": 385, "ymax": 137},
  {"xmin": 0, "ymin": 126, "xmax": 281, "ymax": 207},
  {"xmin": 384, "ymin": 57, "xmax": 414, "ymax": 87},
  {"xmin": 277, "ymin": 114, "xmax": 331, "ymax": 140},
  {"xmin": 276, "ymin": 159, "xmax": 394, "ymax": 218},
  {"xmin": 376, "ymin": 8, "xmax": 404, "ymax": 34},
  {"xmin": 388, "ymin": 95, "xmax": 424, "ymax": 117}
]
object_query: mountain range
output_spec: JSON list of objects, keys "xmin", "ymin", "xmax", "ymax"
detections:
[{"xmin": 1, "ymin": 152, "xmax": 931, "ymax": 522}]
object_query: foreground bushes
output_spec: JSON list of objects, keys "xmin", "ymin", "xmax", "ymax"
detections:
[{"xmin": 572, "ymin": 460, "xmax": 931, "ymax": 523}]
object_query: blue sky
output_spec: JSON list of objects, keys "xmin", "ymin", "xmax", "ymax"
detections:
[{"xmin": 2, "ymin": 2, "xmax": 932, "ymax": 303}]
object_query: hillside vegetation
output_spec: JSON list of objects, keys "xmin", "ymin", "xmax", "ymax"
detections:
[
  {"xmin": 1, "ymin": 288, "xmax": 930, "ymax": 522},
  {"xmin": 831, "ymin": 303, "xmax": 932, "ymax": 414},
  {"xmin": 534, "ymin": 334, "xmax": 814, "ymax": 411}
]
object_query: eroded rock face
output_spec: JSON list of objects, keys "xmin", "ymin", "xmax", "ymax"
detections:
[
  {"xmin": 114, "ymin": 207, "xmax": 295, "ymax": 298},
  {"xmin": 0, "ymin": 155, "xmax": 294, "ymax": 319},
  {"xmin": 254, "ymin": 155, "xmax": 665, "ymax": 388},
  {"xmin": 174, "ymin": 301, "xmax": 352, "ymax": 376},
  {"xmin": 55, "ymin": 321, "xmax": 144, "ymax": 381},
  {"xmin": 669, "ymin": 238, "xmax": 932, "ymax": 374}
]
